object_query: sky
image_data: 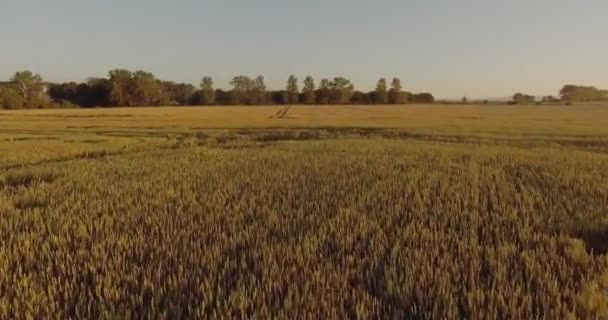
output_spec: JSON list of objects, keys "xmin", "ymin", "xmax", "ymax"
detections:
[{"xmin": 1, "ymin": 0, "xmax": 607, "ymax": 99}]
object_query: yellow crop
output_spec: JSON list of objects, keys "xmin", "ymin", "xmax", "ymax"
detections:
[{"xmin": 1, "ymin": 105, "xmax": 607, "ymax": 318}]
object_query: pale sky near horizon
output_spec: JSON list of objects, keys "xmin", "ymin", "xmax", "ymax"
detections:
[{"xmin": 1, "ymin": 0, "xmax": 607, "ymax": 99}]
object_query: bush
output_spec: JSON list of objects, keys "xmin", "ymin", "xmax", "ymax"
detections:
[
  {"xmin": 53, "ymin": 100, "xmax": 80, "ymax": 109},
  {"xmin": 0, "ymin": 86, "xmax": 25, "ymax": 109}
]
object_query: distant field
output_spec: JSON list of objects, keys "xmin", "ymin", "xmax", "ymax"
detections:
[
  {"xmin": 1, "ymin": 105, "xmax": 607, "ymax": 318},
  {"xmin": 2, "ymin": 104, "xmax": 608, "ymax": 135},
  {"xmin": 1, "ymin": 104, "xmax": 608, "ymax": 168}
]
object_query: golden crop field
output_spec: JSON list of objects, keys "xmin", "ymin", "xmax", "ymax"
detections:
[
  {"xmin": 1, "ymin": 104, "xmax": 608, "ymax": 168},
  {"xmin": 1, "ymin": 104, "xmax": 608, "ymax": 318}
]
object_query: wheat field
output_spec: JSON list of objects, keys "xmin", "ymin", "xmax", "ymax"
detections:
[{"xmin": 1, "ymin": 105, "xmax": 608, "ymax": 318}]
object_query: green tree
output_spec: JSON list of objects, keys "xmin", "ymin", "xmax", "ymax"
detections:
[
  {"xmin": 0, "ymin": 86, "xmax": 25, "ymax": 109},
  {"xmin": 86, "ymin": 78, "xmax": 112, "ymax": 107},
  {"xmin": 513, "ymin": 93, "xmax": 535, "ymax": 104},
  {"xmin": 375, "ymin": 78, "xmax": 388, "ymax": 104},
  {"xmin": 350, "ymin": 91, "xmax": 372, "ymax": 104},
  {"xmin": 389, "ymin": 78, "xmax": 407, "ymax": 104},
  {"xmin": 199, "ymin": 77, "xmax": 216, "ymax": 105},
  {"xmin": 160, "ymin": 81, "xmax": 195, "ymax": 105},
  {"xmin": 317, "ymin": 78, "xmax": 331, "ymax": 104},
  {"xmin": 10, "ymin": 71, "xmax": 47, "ymax": 107},
  {"xmin": 541, "ymin": 95, "xmax": 558, "ymax": 103},
  {"xmin": 302, "ymin": 76, "xmax": 316, "ymax": 104},
  {"xmin": 252, "ymin": 75, "xmax": 267, "ymax": 105},
  {"xmin": 285, "ymin": 75, "xmax": 299, "ymax": 104},
  {"xmin": 410, "ymin": 93, "xmax": 435, "ymax": 103},
  {"xmin": 132, "ymin": 71, "xmax": 162, "ymax": 105},
  {"xmin": 329, "ymin": 77, "xmax": 354, "ymax": 104},
  {"xmin": 559, "ymin": 85, "xmax": 607, "ymax": 102},
  {"xmin": 390, "ymin": 78, "xmax": 402, "ymax": 92},
  {"xmin": 108, "ymin": 69, "xmax": 134, "ymax": 106},
  {"xmin": 230, "ymin": 75, "xmax": 253, "ymax": 105}
]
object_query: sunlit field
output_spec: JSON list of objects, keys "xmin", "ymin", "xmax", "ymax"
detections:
[
  {"xmin": 2, "ymin": 104, "xmax": 608, "ymax": 168},
  {"xmin": 1, "ymin": 104, "xmax": 608, "ymax": 318}
]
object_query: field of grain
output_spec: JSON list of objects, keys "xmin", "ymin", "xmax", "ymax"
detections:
[{"xmin": 1, "ymin": 105, "xmax": 607, "ymax": 318}]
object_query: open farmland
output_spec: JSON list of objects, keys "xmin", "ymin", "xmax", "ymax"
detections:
[{"xmin": 1, "ymin": 105, "xmax": 608, "ymax": 318}]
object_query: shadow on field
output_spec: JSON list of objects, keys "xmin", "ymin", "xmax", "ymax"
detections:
[
  {"xmin": 1, "ymin": 170, "xmax": 58, "ymax": 190},
  {"xmin": 22, "ymin": 114, "xmax": 134, "ymax": 119},
  {"xmin": 1, "ymin": 150, "xmax": 122, "ymax": 171},
  {"xmin": 186, "ymin": 128, "xmax": 608, "ymax": 153},
  {"xmin": 64, "ymin": 139, "xmax": 109, "ymax": 144},
  {"xmin": 4, "ymin": 137, "xmax": 60, "ymax": 142},
  {"xmin": 14, "ymin": 196, "xmax": 49, "ymax": 210},
  {"xmin": 2, "ymin": 126, "xmax": 608, "ymax": 151},
  {"xmin": 571, "ymin": 225, "xmax": 608, "ymax": 255}
]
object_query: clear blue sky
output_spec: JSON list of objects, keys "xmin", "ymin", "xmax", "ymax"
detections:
[{"xmin": 1, "ymin": 0, "xmax": 607, "ymax": 99}]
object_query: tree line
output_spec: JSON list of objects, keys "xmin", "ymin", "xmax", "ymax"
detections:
[
  {"xmin": 0, "ymin": 70, "xmax": 436, "ymax": 109},
  {"xmin": 510, "ymin": 85, "xmax": 608, "ymax": 105},
  {"xmin": 2, "ymin": 70, "xmax": 607, "ymax": 109}
]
